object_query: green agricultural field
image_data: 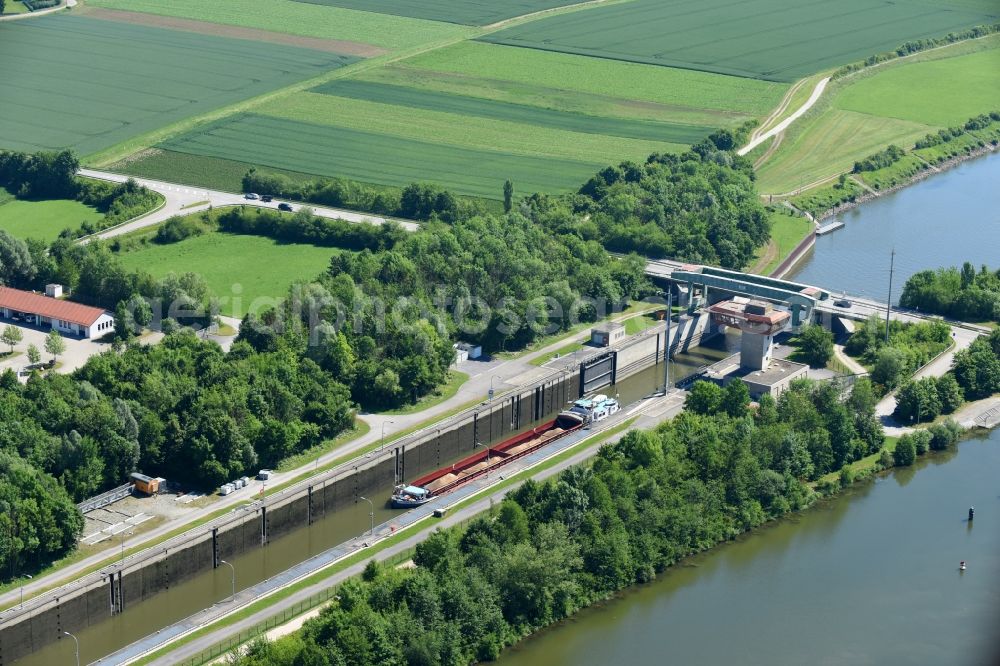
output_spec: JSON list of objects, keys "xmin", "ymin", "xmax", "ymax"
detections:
[
  {"xmin": 159, "ymin": 114, "xmax": 604, "ymax": 199},
  {"xmin": 116, "ymin": 230, "xmax": 336, "ymax": 318},
  {"xmin": 0, "ymin": 14, "xmax": 357, "ymax": 156},
  {"xmin": 255, "ymin": 93, "xmax": 684, "ymax": 164},
  {"xmin": 312, "ymin": 80, "xmax": 714, "ymax": 143},
  {"xmin": 835, "ymin": 48, "xmax": 1000, "ymax": 127},
  {"xmin": 291, "ymin": 0, "xmax": 578, "ymax": 25},
  {"xmin": 88, "ymin": 0, "xmax": 471, "ymax": 50},
  {"xmin": 757, "ymin": 38, "xmax": 1000, "ymax": 194},
  {"xmin": 0, "ymin": 195, "xmax": 102, "ymax": 242},
  {"xmin": 401, "ymin": 42, "xmax": 786, "ymax": 121},
  {"xmin": 482, "ymin": 0, "xmax": 1000, "ymax": 81},
  {"xmin": 110, "ymin": 150, "xmax": 323, "ymax": 193}
]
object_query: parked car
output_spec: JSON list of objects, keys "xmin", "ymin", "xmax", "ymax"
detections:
[
  {"xmin": 834, "ymin": 298, "xmax": 851, "ymax": 309},
  {"xmin": 278, "ymin": 202, "xmax": 293, "ymax": 212},
  {"xmin": 244, "ymin": 192, "xmax": 259, "ymax": 200},
  {"xmin": 260, "ymin": 194, "xmax": 272, "ymax": 202}
]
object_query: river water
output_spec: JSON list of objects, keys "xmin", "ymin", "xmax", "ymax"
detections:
[
  {"xmin": 498, "ymin": 154, "xmax": 1000, "ymax": 666},
  {"xmin": 498, "ymin": 430, "xmax": 1000, "ymax": 666},
  {"xmin": 789, "ymin": 151, "xmax": 1000, "ymax": 303}
]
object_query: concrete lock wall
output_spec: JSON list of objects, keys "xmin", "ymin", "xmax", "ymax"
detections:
[{"xmin": 0, "ymin": 370, "xmax": 588, "ymax": 663}]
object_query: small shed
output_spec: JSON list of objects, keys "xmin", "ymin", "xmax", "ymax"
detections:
[
  {"xmin": 591, "ymin": 322, "xmax": 625, "ymax": 347},
  {"xmin": 130, "ymin": 472, "xmax": 160, "ymax": 495},
  {"xmin": 455, "ymin": 341, "xmax": 482, "ymax": 360}
]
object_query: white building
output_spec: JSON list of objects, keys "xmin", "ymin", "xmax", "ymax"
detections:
[{"xmin": 0, "ymin": 286, "xmax": 114, "ymax": 339}]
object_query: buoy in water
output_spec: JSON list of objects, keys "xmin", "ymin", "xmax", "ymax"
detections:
[
  {"xmin": 969, "ymin": 506, "xmax": 975, "ymax": 521},
  {"xmin": 959, "ymin": 561, "xmax": 967, "ymax": 571}
]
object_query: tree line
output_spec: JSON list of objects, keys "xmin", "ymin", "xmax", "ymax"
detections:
[
  {"xmin": 0, "ymin": 149, "xmax": 161, "ymax": 239},
  {"xmin": 844, "ymin": 316, "xmax": 952, "ymax": 393},
  {"xmin": 241, "ymin": 169, "xmax": 480, "ymax": 223},
  {"xmin": 216, "ymin": 206, "xmax": 405, "ymax": 252},
  {"xmin": 230, "ymin": 377, "xmax": 884, "ymax": 666},
  {"xmin": 900, "ymin": 262, "xmax": 1000, "ymax": 322}
]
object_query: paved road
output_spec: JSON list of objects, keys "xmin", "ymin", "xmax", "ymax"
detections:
[
  {"xmin": 738, "ymin": 77, "xmax": 830, "ymax": 156},
  {"xmin": 78, "ymin": 168, "xmax": 419, "ymax": 240},
  {"xmin": 876, "ymin": 325, "xmax": 981, "ymax": 433}
]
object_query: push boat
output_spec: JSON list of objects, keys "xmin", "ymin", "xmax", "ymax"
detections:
[
  {"xmin": 390, "ymin": 410, "xmax": 587, "ymax": 508},
  {"xmin": 566, "ymin": 394, "xmax": 620, "ymax": 422}
]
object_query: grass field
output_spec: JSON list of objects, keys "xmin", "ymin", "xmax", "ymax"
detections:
[
  {"xmin": 116, "ymin": 231, "xmax": 336, "ymax": 318},
  {"xmin": 756, "ymin": 110, "xmax": 932, "ymax": 194},
  {"xmin": 757, "ymin": 38, "xmax": 1000, "ymax": 194},
  {"xmin": 88, "ymin": 0, "xmax": 471, "ymax": 50},
  {"xmin": 290, "ymin": 0, "xmax": 579, "ymax": 25},
  {"xmin": 482, "ymin": 0, "xmax": 1000, "ymax": 81},
  {"xmin": 159, "ymin": 113, "xmax": 606, "ymax": 199},
  {"xmin": 835, "ymin": 48, "xmax": 1000, "ymax": 127},
  {"xmin": 401, "ymin": 42, "xmax": 787, "ymax": 121},
  {"xmin": 0, "ymin": 14, "xmax": 357, "ymax": 156},
  {"xmin": 312, "ymin": 80, "xmax": 714, "ymax": 143},
  {"xmin": 1, "ymin": 1, "xmax": 29, "ymax": 14},
  {"xmin": 0, "ymin": 195, "xmax": 102, "ymax": 242},
  {"xmin": 750, "ymin": 208, "xmax": 813, "ymax": 275}
]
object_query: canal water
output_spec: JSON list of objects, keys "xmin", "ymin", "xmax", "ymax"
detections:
[
  {"xmin": 496, "ymin": 429, "xmax": 1000, "ymax": 666},
  {"xmin": 789, "ymin": 151, "xmax": 1000, "ymax": 303},
  {"xmin": 16, "ymin": 341, "xmax": 736, "ymax": 666}
]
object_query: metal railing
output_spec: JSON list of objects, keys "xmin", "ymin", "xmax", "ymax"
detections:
[{"xmin": 77, "ymin": 483, "xmax": 133, "ymax": 514}]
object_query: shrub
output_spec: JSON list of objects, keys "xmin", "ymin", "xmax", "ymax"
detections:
[{"xmin": 892, "ymin": 436, "xmax": 916, "ymax": 466}]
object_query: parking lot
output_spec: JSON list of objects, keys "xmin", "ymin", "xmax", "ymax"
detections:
[{"xmin": 0, "ymin": 318, "xmax": 110, "ymax": 377}]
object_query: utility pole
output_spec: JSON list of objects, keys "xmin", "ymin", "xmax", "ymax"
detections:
[
  {"xmin": 663, "ymin": 289, "xmax": 672, "ymax": 395},
  {"xmin": 885, "ymin": 248, "xmax": 895, "ymax": 344}
]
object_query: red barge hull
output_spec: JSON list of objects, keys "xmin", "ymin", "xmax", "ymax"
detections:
[{"xmin": 392, "ymin": 412, "xmax": 586, "ymax": 506}]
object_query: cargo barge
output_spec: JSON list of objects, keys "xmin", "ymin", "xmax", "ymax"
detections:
[{"xmin": 391, "ymin": 410, "xmax": 588, "ymax": 508}]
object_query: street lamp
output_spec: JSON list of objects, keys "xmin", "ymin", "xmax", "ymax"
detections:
[
  {"xmin": 380, "ymin": 420, "xmax": 394, "ymax": 453},
  {"xmin": 219, "ymin": 559, "xmax": 235, "ymax": 603},
  {"xmin": 63, "ymin": 631, "xmax": 79, "ymax": 666},
  {"xmin": 120, "ymin": 531, "xmax": 134, "ymax": 567},
  {"xmin": 20, "ymin": 574, "xmax": 32, "ymax": 609},
  {"xmin": 475, "ymin": 441, "xmax": 490, "ymax": 479},
  {"xmin": 489, "ymin": 375, "xmax": 501, "ymax": 402},
  {"xmin": 358, "ymin": 496, "xmax": 374, "ymax": 538}
]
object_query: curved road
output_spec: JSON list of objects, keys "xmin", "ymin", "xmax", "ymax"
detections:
[
  {"xmin": 79, "ymin": 168, "xmax": 419, "ymax": 240},
  {"xmin": 738, "ymin": 77, "xmax": 830, "ymax": 156}
]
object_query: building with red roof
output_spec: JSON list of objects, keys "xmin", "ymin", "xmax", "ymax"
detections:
[{"xmin": 0, "ymin": 285, "xmax": 114, "ymax": 339}]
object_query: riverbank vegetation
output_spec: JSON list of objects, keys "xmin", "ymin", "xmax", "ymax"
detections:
[
  {"xmin": 900, "ymin": 262, "xmax": 1000, "ymax": 323},
  {"xmin": 229, "ymin": 377, "xmax": 886, "ymax": 666},
  {"xmin": 844, "ymin": 316, "xmax": 952, "ymax": 393}
]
